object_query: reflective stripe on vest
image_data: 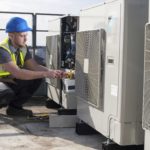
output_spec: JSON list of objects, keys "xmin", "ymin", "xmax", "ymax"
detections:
[{"xmin": 0, "ymin": 38, "xmax": 27, "ymax": 77}]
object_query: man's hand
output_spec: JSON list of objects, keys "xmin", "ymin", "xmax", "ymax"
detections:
[{"xmin": 47, "ymin": 70, "xmax": 66, "ymax": 79}]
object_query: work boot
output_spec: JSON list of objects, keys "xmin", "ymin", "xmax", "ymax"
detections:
[
  {"xmin": 6, "ymin": 106, "xmax": 33, "ymax": 117},
  {"xmin": 0, "ymin": 103, "xmax": 8, "ymax": 108},
  {"xmin": 0, "ymin": 99, "xmax": 10, "ymax": 108}
]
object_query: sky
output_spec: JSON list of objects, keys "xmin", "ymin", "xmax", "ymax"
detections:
[
  {"xmin": 0, "ymin": 0, "xmax": 104, "ymax": 46},
  {"xmin": 0, "ymin": 0, "xmax": 104, "ymax": 15}
]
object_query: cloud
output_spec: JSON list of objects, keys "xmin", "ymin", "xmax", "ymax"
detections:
[{"xmin": 0, "ymin": 0, "xmax": 103, "ymax": 14}]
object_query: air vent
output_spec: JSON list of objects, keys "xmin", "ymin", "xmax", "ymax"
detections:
[
  {"xmin": 75, "ymin": 29, "xmax": 106, "ymax": 110},
  {"xmin": 46, "ymin": 35, "xmax": 61, "ymax": 88}
]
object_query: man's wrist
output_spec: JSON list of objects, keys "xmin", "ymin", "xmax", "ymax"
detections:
[{"xmin": 42, "ymin": 72, "xmax": 48, "ymax": 78}]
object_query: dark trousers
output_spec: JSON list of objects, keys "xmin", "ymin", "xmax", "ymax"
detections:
[{"xmin": 0, "ymin": 79, "xmax": 42, "ymax": 108}]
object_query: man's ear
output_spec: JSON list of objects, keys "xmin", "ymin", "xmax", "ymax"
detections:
[{"xmin": 8, "ymin": 33, "xmax": 14, "ymax": 39}]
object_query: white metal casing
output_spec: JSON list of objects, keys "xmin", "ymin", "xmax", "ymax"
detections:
[
  {"xmin": 48, "ymin": 17, "xmax": 61, "ymax": 36},
  {"xmin": 144, "ymin": 130, "xmax": 150, "ymax": 150},
  {"xmin": 76, "ymin": 0, "xmax": 148, "ymax": 145},
  {"xmin": 149, "ymin": 0, "xmax": 150, "ymax": 21}
]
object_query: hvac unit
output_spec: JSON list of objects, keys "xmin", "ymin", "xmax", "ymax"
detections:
[
  {"xmin": 76, "ymin": 0, "xmax": 148, "ymax": 146},
  {"xmin": 46, "ymin": 15, "xmax": 78, "ymax": 109}
]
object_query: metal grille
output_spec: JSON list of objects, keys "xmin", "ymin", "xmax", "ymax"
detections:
[
  {"xmin": 75, "ymin": 29, "xmax": 106, "ymax": 110},
  {"xmin": 46, "ymin": 35, "xmax": 61, "ymax": 87},
  {"xmin": 143, "ymin": 23, "xmax": 150, "ymax": 130}
]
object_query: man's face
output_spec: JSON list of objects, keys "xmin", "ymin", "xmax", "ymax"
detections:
[{"xmin": 9, "ymin": 32, "xmax": 28, "ymax": 48}]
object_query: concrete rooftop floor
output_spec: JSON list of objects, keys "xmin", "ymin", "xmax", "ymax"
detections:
[{"xmin": 0, "ymin": 97, "xmax": 106, "ymax": 150}]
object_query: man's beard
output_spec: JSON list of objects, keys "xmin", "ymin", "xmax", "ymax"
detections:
[
  {"xmin": 19, "ymin": 45, "xmax": 25, "ymax": 48},
  {"xmin": 17, "ymin": 43, "xmax": 26, "ymax": 48}
]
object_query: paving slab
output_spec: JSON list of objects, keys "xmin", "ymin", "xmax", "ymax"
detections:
[{"xmin": 0, "ymin": 97, "xmax": 106, "ymax": 150}]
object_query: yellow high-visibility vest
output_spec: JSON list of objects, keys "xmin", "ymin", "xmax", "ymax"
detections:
[{"xmin": 0, "ymin": 38, "xmax": 27, "ymax": 77}]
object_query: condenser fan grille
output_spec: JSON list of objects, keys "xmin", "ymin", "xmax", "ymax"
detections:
[
  {"xmin": 46, "ymin": 35, "xmax": 60, "ymax": 88},
  {"xmin": 143, "ymin": 24, "xmax": 150, "ymax": 130},
  {"xmin": 75, "ymin": 29, "xmax": 106, "ymax": 110}
]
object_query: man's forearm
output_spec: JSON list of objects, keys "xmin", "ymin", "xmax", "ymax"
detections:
[
  {"xmin": 32, "ymin": 64, "xmax": 50, "ymax": 72},
  {"xmin": 12, "ymin": 68, "xmax": 48, "ymax": 80}
]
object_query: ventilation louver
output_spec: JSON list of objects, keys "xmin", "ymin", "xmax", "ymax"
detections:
[
  {"xmin": 46, "ymin": 35, "xmax": 60, "ymax": 88},
  {"xmin": 75, "ymin": 29, "xmax": 106, "ymax": 110}
]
